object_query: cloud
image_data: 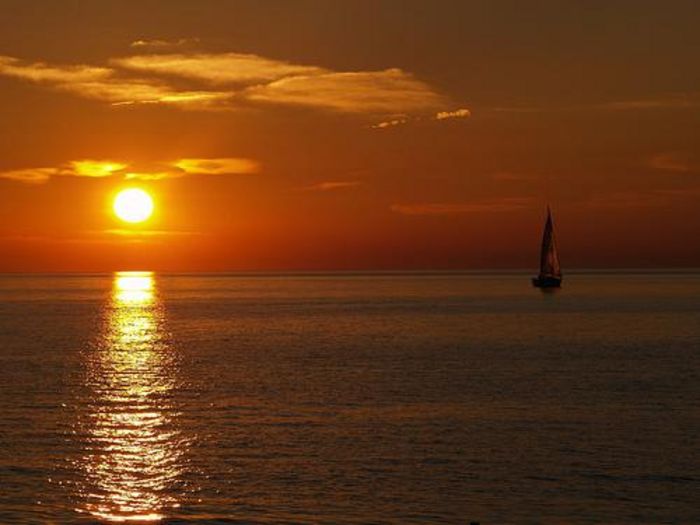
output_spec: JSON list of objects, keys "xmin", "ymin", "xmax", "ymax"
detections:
[
  {"xmin": 391, "ymin": 197, "xmax": 532, "ymax": 216},
  {"xmin": 602, "ymin": 95, "xmax": 700, "ymax": 111},
  {"xmin": 1, "ymin": 52, "xmax": 452, "ymax": 116},
  {"xmin": 124, "ymin": 171, "xmax": 182, "ymax": 181},
  {"xmin": 581, "ymin": 188, "xmax": 700, "ymax": 209},
  {"xmin": 73, "ymin": 82, "xmax": 232, "ymax": 108},
  {"xmin": 103, "ymin": 228, "xmax": 200, "ymax": 237},
  {"xmin": 648, "ymin": 153, "xmax": 695, "ymax": 173},
  {"xmin": 0, "ymin": 160, "xmax": 128, "ymax": 184},
  {"xmin": 71, "ymin": 160, "xmax": 128, "ymax": 177},
  {"xmin": 107, "ymin": 86, "xmax": 233, "ymax": 108},
  {"xmin": 173, "ymin": 157, "xmax": 260, "ymax": 175},
  {"xmin": 54, "ymin": 79, "xmax": 232, "ymax": 108},
  {"xmin": 0, "ymin": 157, "xmax": 259, "ymax": 184},
  {"xmin": 130, "ymin": 38, "xmax": 200, "ymax": 49},
  {"xmin": 0, "ymin": 54, "xmax": 231, "ymax": 109},
  {"xmin": 0, "ymin": 230, "xmax": 201, "ymax": 244},
  {"xmin": 0, "ymin": 167, "xmax": 58, "ymax": 184},
  {"xmin": 246, "ymin": 69, "xmax": 446, "ymax": 113},
  {"xmin": 114, "ymin": 52, "xmax": 324, "ymax": 85},
  {"xmin": 582, "ymin": 192, "xmax": 663, "ymax": 209},
  {"xmin": 302, "ymin": 181, "xmax": 361, "ymax": 191},
  {"xmin": 487, "ymin": 93, "xmax": 700, "ymax": 114},
  {"xmin": 0, "ymin": 55, "xmax": 111, "ymax": 83},
  {"xmin": 435, "ymin": 108, "xmax": 471, "ymax": 120},
  {"xmin": 372, "ymin": 117, "xmax": 410, "ymax": 129},
  {"xmin": 372, "ymin": 107, "xmax": 471, "ymax": 129}
]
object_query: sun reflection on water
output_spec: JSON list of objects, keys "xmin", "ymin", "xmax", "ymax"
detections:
[{"xmin": 77, "ymin": 272, "xmax": 186, "ymax": 522}]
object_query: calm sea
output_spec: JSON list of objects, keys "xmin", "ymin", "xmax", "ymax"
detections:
[{"xmin": 0, "ymin": 272, "xmax": 698, "ymax": 524}]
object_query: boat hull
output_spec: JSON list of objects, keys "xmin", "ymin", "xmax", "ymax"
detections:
[{"xmin": 532, "ymin": 276, "xmax": 562, "ymax": 288}]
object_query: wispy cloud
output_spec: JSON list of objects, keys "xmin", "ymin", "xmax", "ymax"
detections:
[
  {"xmin": 82, "ymin": 82, "xmax": 233, "ymax": 108},
  {"xmin": 602, "ymin": 94, "xmax": 700, "ymax": 111},
  {"xmin": 114, "ymin": 52, "xmax": 324, "ymax": 85},
  {"xmin": 55, "ymin": 79, "xmax": 232, "ymax": 108},
  {"xmin": 648, "ymin": 152, "xmax": 696, "ymax": 173},
  {"xmin": 0, "ymin": 167, "xmax": 58, "ymax": 184},
  {"xmin": 582, "ymin": 188, "xmax": 700, "ymax": 209},
  {"xmin": 302, "ymin": 181, "xmax": 361, "ymax": 191},
  {"xmin": 245, "ymin": 69, "xmax": 446, "ymax": 113},
  {"xmin": 71, "ymin": 160, "xmax": 127, "ymax": 177},
  {"xmin": 124, "ymin": 171, "xmax": 182, "ymax": 181},
  {"xmin": 391, "ymin": 197, "xmax": 532, "ymax": 216},
  {"xmin": 582, "ymin": 192, "xmax": 664, "ymax": 209},
  {"xmin": 173, "ymin": 157, "xmax": 260, "ymax": 175},
  {"xmin": 435, "ymin": 108, "xmax": 471, "ymax": 120},
  {"xmin": 130, "ymin": 38, "xmax": 200, "ymax": 49},
  {"xmin": 0, "ymin": 54, "xmax": 232, "ymax": 108},
  {"xmin": 372, "ymin": 107, "xmax": 471, "ymax": 129},
  {"xmin": 372, "ymin": 117, "xmax": 410, "ymax": 129},
  {"xmin": 0, "ymin": 230, "xmax": 199, "ymax": 244},
  {"xmin": 488, "ymin": 93, "xmax": 700, "ymax": 114},
  {"xmin": 103, "ymin": 228, "xmax": 200, "ymax": 237},
  {"xmin": 0, "ymin": 55, "xmax": 111, "ymax": 83},
  {"xmin": 0, "ymin": 157, "xmax": 260, "ymax": 184}
]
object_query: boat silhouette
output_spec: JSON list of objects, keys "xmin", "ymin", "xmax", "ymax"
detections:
[{"xmin": 532, "ymin": 206, "xmax": 562, "ymax": 288}]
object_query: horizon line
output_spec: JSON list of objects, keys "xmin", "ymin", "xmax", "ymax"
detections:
[{"xmin": 1, "ymin": 267, "xmax": 700, "ymax": 276}]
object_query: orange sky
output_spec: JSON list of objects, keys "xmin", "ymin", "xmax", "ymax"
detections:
[{"xmin": 1, "ymin": 0, "xmax": 699, "ymax": 271}]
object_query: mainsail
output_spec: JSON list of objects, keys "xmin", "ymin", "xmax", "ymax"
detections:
[{"xmin": 538, "ymin": 207, "xmax": 561, "ymax": 279}]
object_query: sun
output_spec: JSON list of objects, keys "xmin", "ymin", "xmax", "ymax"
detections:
[{"xmin": 113, "ymin": 188, "xmax": 154, "ymax": 223}]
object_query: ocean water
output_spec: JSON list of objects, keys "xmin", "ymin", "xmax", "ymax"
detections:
[{"xmin": 0, "ymin": 272, "xmax": 698, "ymax": 524}]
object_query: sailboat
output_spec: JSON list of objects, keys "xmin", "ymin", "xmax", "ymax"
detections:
[{"xmin": 532, "ymin": 206, "xmax": 562, "ymax": 288}]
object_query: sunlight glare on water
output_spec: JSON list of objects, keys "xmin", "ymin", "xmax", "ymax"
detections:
[{"xmin": 75, "ymin": 272, "xmax": 186, "ymax": 522}]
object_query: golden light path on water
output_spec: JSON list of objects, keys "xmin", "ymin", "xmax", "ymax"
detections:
[{"xmin": 77, "ymin": 272, "xmax": 186, "ymax": 522}]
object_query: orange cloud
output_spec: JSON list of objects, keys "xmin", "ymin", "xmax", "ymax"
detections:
[
  {"xmin": 173, "ymin": 158, "xmax": 260, "ymax": 175},
  {"xmin": 71, "ymin": 160, "xmax": 128, "ymax": 177},
  {"xmin": 56, "ymin": 80, "xmax": 231, "ymax": 108},
  {"xmin": 0, "ymin": 54, "xmax": 231, "ymax": 108},
  {"xmin": 0, "ymin": 167, "xmax": 58, "ymax": 184},
  {"xmin": 372, "ymin": 117, "xmax": 409, "ymax": 129},
  {"xmin": 435, "ymin": 108, "xmax": 471, "ymax": 120},
  {"xmin": 0, "ymin": 157, "xmax": 259, "ymax": 184},
  {"xmin": 129, "ymin": 38, "xmax": 200, "ymax": 49},
  {"xmin": 391, "ymin": 198, "xmax": 532, "ymax": 215},
  {"xmin": 245, "ymin": 69, "xmax": 446, "ymax": 113},
  {"xmin": 372, "ymin": 107, "xmax": 471, "ymax": 129},
  {"xmin": 603, "ymin": 95, "xmax": 700, "ymax": 111},
  {"xmin": 1, "ymin": 52, "xmax": 455, "ymax": 116},
  {"xmin": 303, "ymin": 181, "xmax": 361, "ymax": 191},
  {"xmin": 114, "ymin": 52, "xmax": 324, "ymax": 84},
  {"xmin": 0, "ymin": 55, "xmax": 111, "ymax": 83},
  {"xmin": 648, "ymin": 153, "xmax": 694, "ymax": 173}
]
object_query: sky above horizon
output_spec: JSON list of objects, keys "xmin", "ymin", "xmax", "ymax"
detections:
[{"xmin": 1, "ymin": 0, "xmax": 699, "ymax": 271}]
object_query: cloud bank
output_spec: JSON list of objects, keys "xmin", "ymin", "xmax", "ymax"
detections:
[
  {"xmin": 0, "ymin": 157, "xmax": 260, "ymax": 184},
  {"xmin": 0, "ymin": 55, "xmax": 231, "ymax": 108},
  {"xmin": 0, "ymin": 49, "xmax": 457, "ymax": 116}
]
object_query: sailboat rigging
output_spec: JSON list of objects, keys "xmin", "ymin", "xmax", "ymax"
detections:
[{"xmin": 532, "ymin": 206, "xmax": 562, "ymax": 288}]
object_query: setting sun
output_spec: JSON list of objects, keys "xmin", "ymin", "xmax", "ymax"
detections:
[{"xmin": 113, "ymin": 189, "xmax": 154, "ymax": 224}]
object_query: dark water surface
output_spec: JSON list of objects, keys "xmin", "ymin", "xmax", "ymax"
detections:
[{"xmin": 0, "ymin": 272, "xmax": 698, "ymax": 524}]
